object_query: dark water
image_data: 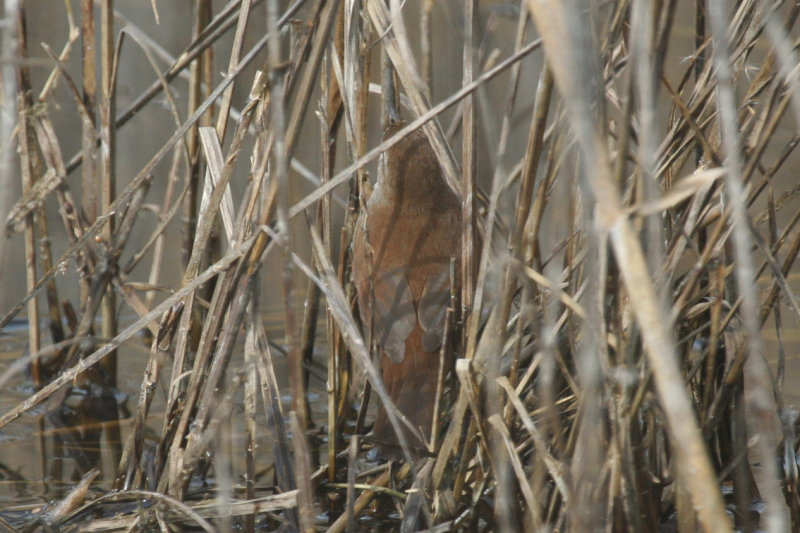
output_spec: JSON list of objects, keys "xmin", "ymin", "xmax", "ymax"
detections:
[{"xmin": 0, "ymin": 311, "xmax": 332, "ymax": 514}]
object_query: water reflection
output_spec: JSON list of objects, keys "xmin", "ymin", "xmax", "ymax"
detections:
[
  {"xmin": 0, "ymin": 312, "xmax": 330, "ymax": 518},
  {"xmin": 0, "ymin": 340, "xmax": 127, "ymax": 517}
]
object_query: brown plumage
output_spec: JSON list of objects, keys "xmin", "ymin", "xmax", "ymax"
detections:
[{"xmin": 353, "ymin": 122, "xmax": 461, "ymax": 458}]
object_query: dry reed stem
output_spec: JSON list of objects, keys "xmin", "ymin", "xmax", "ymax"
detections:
[
  {"xmin": 99, "ymin": 0, "xmax": 117, "ymax": 385},
  {"xmin": 527, "ymin": 0, "xmax": 728, "ymax": 530},
  {"xmin": 708, "ymin": 3, "xmax": 786, "ymax": 529},
  {"xmin": 461, "ymin": 0, "xmax": 477, "ymax": 320},
  {"xmin": 15, "ymin": 19, "xmax": 43, "ymax": 386}
]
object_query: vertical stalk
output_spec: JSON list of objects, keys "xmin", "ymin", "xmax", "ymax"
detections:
[
  {"xmin": 0, "ymin": 1, "xmax": 17, "ymax": 314},
  {"xmin": 461, "ymin": 0, "xmax": 476, "ymax": 355},
  {"xmin": 267, "ymin": 0, "xmax": 313, "ymax": 530},
  {"xmin": 420, "ymin": 0, "xmax": 434, "ymax": 98},
  {"xmin": 319, "ymin": 47, "xmax": 337, "ymax": 484},
  {"xmin": 243, "ymin": 296, "xmax": 258, "ymax": 533},
  {"xmin": 215, "ymin": 0, "xmax": 252, "ymax": 145},
  {"xmin": 182, "ymin": 1, "xmax": 211, "ymax": 269},
  {"xmin": 99, "ymin": 0, "xmax": 117, "ymax": 384},
  {"xmin": 16, "ymin": 5, "xmax": 64, "ymax": 387},
  {"xmin": 14, "ymin": 4, "xmax": 40, "ymax": 385},
  {"xmin": 707, "ymin": 2, "xmax": 787, "ymax": 531},
  {"xmin": 80, "ymin": 0, "xmax": 97, "ymax": 309},
  {"xmin": 81, "ymin": 0, "xmax": 97, "ymax": 223}
]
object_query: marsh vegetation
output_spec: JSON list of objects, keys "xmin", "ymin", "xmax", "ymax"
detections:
[{"xmin": 1, "ymin": 1, "xmax": 800, "ymax": 532}]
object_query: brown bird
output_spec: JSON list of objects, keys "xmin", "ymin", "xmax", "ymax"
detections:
[{"xmin": 353, "ymin": 122, "xmax": 462, "ymax": 458}]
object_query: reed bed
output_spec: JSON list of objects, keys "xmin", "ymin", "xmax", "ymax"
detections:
[{"xmin": 1, "ymin": 1, "xmax": 799, "ymax": 531}]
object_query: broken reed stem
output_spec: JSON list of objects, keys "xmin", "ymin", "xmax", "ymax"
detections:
[
  {"xmin": 326, "ymin": 463, "xmax": 411, "ymax": 533},
  {"xmin": 0, "ymin": 231, "xmax": 260, "ymax": 429}
]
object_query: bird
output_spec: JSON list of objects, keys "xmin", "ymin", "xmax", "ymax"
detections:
[{"xmin": 352, "ymin": 121, "xmax": 462, "ymax": 459}]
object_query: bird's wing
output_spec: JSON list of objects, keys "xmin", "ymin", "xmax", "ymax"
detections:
[
  {"xmin": 418, "ymin": 270, "xmax": 451, "ymax": 353},
  {"xmin": 371, "ymin": 270, "xmax": 416, "ymax": 363}
]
